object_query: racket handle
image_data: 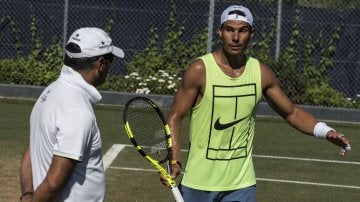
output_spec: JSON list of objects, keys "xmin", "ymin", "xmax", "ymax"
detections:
[
  {"xmin": 167, "ymin": 161, "xmax": 172, "ymax": 174},
  {"xmin": 171, "ymin": 186, "xmax": 184, "ymax": 202}
]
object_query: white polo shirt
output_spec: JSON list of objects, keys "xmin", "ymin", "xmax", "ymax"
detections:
[{"xmin": 30, "ymin": 65, "xmax": 105, "ymax": 201}]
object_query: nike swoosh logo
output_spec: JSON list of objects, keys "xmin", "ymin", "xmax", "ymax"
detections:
[{"xmin": 214, "ymin": 115, "xmax": 249, "ymax": 130}]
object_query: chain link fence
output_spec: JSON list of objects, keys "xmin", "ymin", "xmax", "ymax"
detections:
[{"xmin": 1, "ymin": 0, "xmax": 359, "ymax": 108}]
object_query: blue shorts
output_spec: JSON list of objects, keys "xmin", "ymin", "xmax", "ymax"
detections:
[{"xmin": 179, "ymin": 184, "xmax": 256, "ymax": 202}]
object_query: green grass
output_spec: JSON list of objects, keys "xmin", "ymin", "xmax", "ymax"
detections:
[{"xmin": 1, "ymin": 98, "xmax": 359, "ymax": 201}]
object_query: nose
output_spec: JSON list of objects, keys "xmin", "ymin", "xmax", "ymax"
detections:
[{"xmin": 232, "ymin": 31, "xmax": 239, "ymax": 42}]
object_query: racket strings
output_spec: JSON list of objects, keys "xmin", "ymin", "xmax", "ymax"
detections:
[{"xmin": 127, "ymin": 100, "xmax": 169, "ymax": 162}]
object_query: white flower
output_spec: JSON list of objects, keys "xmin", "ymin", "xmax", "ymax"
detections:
[
  {"xmin": 124, "ymin": 75, "xmax": 129, "ymax": 79},
  {"xmin": 158, "ymin": 79, "xmax": 165, "ymax": 83},
  {"xmin": 168, "ymin": 76, "xmax": 174, "ymax": 80},
  {"xmin": 130, "ymin": 72, "xmax": 139, "ymax": 76},
  {"xmin": 135, "ymin": 87, "xmax": 150, "ymax": 94},
  {"xmin": 136, "ymin": 77, "xmax": 142, "ymax": 80}
]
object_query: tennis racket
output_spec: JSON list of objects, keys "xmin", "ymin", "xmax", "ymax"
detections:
[{"xmin": 123, "ymin": 96, "xmax": 184, "ymax": 202}]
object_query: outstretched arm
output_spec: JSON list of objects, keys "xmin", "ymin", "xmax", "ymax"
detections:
[{"xmin": 261, "ymin": 64, "xmax": 351, "ymax": 155}]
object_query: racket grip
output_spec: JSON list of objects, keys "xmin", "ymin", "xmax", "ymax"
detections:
[
  {"xmin": 171, "ymin": 186, "xmax": 184, "ymax": 202},
  {"xmin": 167, "ymin": 161, "xmax": 172, "ymax": 174}
]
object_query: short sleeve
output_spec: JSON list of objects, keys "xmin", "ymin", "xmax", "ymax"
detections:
[{"xmin": 53, "ymin": 108, "xmax": 95, "ymax": 161}]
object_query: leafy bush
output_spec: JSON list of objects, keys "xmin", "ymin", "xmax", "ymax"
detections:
[
  {"xmin": 101, "ymin": 2, "xmax": 207, "ymax": 95},
  {"xmin": 101, "ymin": 70, "xmax": 182, "ymax": 94},
  {"xmin": 0, "ymin": 56, "xmax": 60, "ymax": 86},
  {"xmin": 248, "ymin": 10, "xmax": 356, "ymax": 108},
  {"xmin": 0, "ymin": 3, "xmax": 358, "ymax": 109},
  {"xmin": 305, "ymin": 82, "xmax": 354, "ymax": 108},
  {"xmin": 0, "ymin": 13, "xmax": 62, "ymax": 85}
]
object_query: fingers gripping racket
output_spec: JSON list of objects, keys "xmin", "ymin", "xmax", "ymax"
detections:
[{"xmin": 123, "ymin": 97, "xmax": 184, "ymax": 202}]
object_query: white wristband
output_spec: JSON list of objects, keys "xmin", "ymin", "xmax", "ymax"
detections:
[{"xmin": 313, "ymin": 122, "xmax": 334, "ymax": 138}]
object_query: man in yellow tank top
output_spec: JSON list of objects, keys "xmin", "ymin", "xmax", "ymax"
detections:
[{"xmin": 163, "ymin": 5, "xmax": 351, "ymax": 202}]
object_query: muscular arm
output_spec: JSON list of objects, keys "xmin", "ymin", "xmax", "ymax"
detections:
[
  {"xmin": 32, "ymin": 155, "xmax": 76, "ymax": 201},
  {"xmin": 261, "ymin": 64, "xmax": 317, "ymax": 135},
  {"xmin": 167, "ymin": 59, "xmax": 205, "ymax": 177},
  {"xmin": 261, "ymin": 64, "xmax": 350, "ymax": 154}
]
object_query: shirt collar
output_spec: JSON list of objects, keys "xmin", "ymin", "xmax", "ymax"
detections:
[{"xmin": 59, "ymin": 65, "xmax": 102, "ymax": 104}]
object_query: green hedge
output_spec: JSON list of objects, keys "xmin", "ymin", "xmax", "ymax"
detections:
[
  {"xmin": 0, "ymin": 6, "xmax": 358, "ymax": 109},
  {"xmin": 0, "ymin": 14, "xmax": 62, "ymax": 86}
]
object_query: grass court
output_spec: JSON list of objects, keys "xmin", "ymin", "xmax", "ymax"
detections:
[{"xmin": 1, "ymin": 98, "xmax": 359, "ymax": 201}]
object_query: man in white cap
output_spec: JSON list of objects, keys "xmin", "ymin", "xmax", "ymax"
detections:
[
  {"xmin": 20, "ymin": 27, "xmax": 124, "ymax": 201},
  {"xmin": 164, "ymin": 5, "xmax": 351, "ymax": 201}
]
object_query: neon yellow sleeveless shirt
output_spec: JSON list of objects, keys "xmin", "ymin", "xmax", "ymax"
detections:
[{"xmin": 181, "ymin": 53, "xmax": 262, "ymax": 191}]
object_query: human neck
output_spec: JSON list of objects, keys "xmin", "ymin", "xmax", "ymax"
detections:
[{"xmin": 220, "ymin": 49, "xmax": 247, "ymax": 70}]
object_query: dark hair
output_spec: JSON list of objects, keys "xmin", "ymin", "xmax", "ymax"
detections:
[
  {"xmin": 64, "ymin": 42, "xmax": 113, "ymax": 71},
  {"xmin": 103, "ymin": 53, "xmax": 114, "ymax": 63},
  {"xmin": 228, "ymin": 10, "xmax": 245, "ymax": 17}
]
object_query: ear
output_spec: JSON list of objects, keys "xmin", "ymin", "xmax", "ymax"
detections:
[
  {"xmin": 217, "ymin": 26, "xmax": 223, "ymax": 38},
  {"xmin": 96, "ymin": 57, "xmax": 105, "ymax": 72}
]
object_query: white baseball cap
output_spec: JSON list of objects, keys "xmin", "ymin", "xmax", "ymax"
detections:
[
  {"xmin": 66, "ymin": 27, "xmax": 124, "ymax": 58},
  {"xmin": 221, "ymin": 5, "xmax": 254, "ymax": 27}
]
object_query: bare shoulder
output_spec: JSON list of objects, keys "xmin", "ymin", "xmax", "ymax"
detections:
[
  {"xmin": 170, "ymin": 58, "xmax": 206, "ymax": 113},
  {"xmin": 187, "ymin": 58, "xmax": 205, "ymax": 74},
  {"xmin": 182, "ymin": 58, "xmax": 206, "ymax": 87},
  {"xmin": 259, "ymin": 62, "xmax": 278, "ymax": 91}
]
